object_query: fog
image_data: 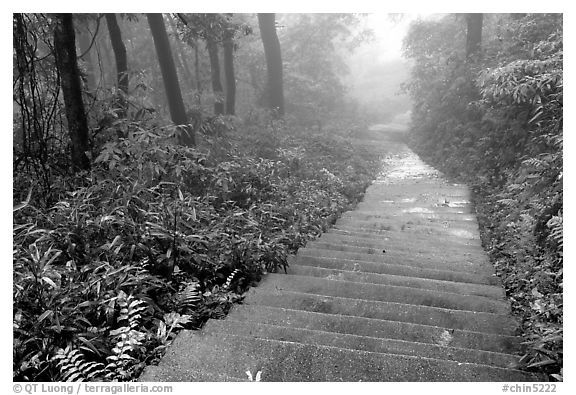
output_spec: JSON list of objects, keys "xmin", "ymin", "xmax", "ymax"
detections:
[{"xmin": 345, "ymin": 14, "xmax": 436, "ymax": 125}]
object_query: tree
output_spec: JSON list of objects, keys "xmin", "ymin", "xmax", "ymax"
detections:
[
  {"xmin": 146, "ymin": 13, "xmax": 194, "ymax": 146},
  {"xmin": 53, "ymin": 13, "xmax": 91, "ymax": 171},
  {"xmin": 223, "ymin": 23, "xmax": 236, "ymax": 115},
  {"xmin": 75, "ymin": 17, "xmax": 97, "ymax": 92},
  {"xmin": 104, "ymin": 13, "xmax": 128, "ymax": 116},
  {"xmin": 206, "ymin": 38, "xmax": 224, "ymax": 115},
  {"xmin": 466, "ymin": 13, "xmax": 483, "ymax": 60},
  {"xmin": 258, "ymin": 13, "xmax": 284, "ymax": 117}
]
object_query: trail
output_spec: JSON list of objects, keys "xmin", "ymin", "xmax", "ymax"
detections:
[{"xmin": 140, "ymin": 123, "xmax": 542, "ymax": 382}]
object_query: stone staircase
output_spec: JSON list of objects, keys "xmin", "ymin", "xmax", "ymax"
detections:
[{"xmin": 139, "ymin": 126, "xmax": 543, "ymax": 382}]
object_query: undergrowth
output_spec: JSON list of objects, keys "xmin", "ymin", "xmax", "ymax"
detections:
[
  {"xmin": 13, "ymin": 118, "xmax": 382, "ymax": 381},
  {"xmin": 403, "ymin": 14, "xmax": 562, "ymax": 380}
]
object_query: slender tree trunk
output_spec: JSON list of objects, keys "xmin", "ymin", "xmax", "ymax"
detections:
[
  {"xmin": 194, "ymin": 39, "xmax": 202, "ymax": 107},
  {"xmin": 146, "ymin": 13, "xmax": 194, "ymax": 146},
  {"xmin": 104, "ymin": 13, "xmax": 128, "ymax": 116},
  {"xmin": 76, "ymin": 24, "xmax": 96, "ymax": 92},
  {"xmin": 53, "ymin": 13, "xmax": 91, "ymax": 171},
  {"xmin": 206, "ymin": 38, "xmax": 224, "ymax": 115},
  {"xmin": 223, "ymin": 27, "xmax": 236, "ymax": 115},
  {"xmin": 258, "ymin": 13, "xmax": 284, "ymax": 117},
  {"xmin": 465, "ymin": 13, "xmax": 483, "ymax": 60},
  {"xmin": 167, "ymin": 15, "xmax": 195, "ymax": 96}
]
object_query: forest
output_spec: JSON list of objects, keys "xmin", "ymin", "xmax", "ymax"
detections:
[{"xmin": 13, "ymin": 13, "xmax": 562, "ymax": 382}]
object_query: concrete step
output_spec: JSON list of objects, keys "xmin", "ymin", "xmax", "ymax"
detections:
[
  {"xmin": 258, "ymin": 273, "xmax": 510, "ymax": 314},
  {"xmin": 140, "ymin": 366, "xmax": 245, "ymax": 382},
  {"xmin": 299, "ymin": 247, "xmax": 494, "ymax": 276},
  {"xmin": 286, "ymin": 264, "xmax": 504, "ymax": 299},
  {"xmin": 243, "ymin": 288, "xmax": 517, "ymax": 335},
  {"xmin": 329, "ymin": 226, "xmax": 483, "ymax": 247},
  {"xmin": 357, "ymin": 202, "xmax": 473, "ymax": 214},
  {"xmin": 138, "ymin": 330, "xmax": 539, "ymax": 381},
  {"xmin": 326, "ymin": 228, "xmax": 484, "ymax": 252},
  {"xmin": 315, "ymin": 232, "xmax": 485, "ymax": 255},
  {"xmin": 205, "ymin": 319, "xmax": 521, "ymax": 369},
  {"xmin": 306, "ymin": 240, "xmax": 489, "ymax": 267},
  {"xmin": 227, "ymin": 304, "xmax": 520, "ymax": 354},
  {"xmin": 331, "ymin": 224, "xmax": 482, "ymax": 241},
  {"xmin": 289, "ymin": 255, "xmax": 501, "ymax": 286},
  {"xmin": 341, "ymin": 210, "xmax": 477, "ymax": 223},
  {"xmin": 336, "ymin": 216, "xmax": 480, "ymax": 232}
]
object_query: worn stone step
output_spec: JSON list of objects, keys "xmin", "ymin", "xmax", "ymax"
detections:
[
  {"xmin": 286, "ymin": 264, "xmax": 504, "ymax": 299},
  {"xmin": 205, "ymin": 319, "xmax": 520, "ymax": 369},
  {"xmin": 138, "ymin": 330, "xmax": 538, "ymax": 381},
  {"xmin": 227, "ymin": 304, "xmax": 520, "ymax": 354},
  {"xmin": 289, "ymin": 255, "xmax": 501, "ymax": 286},
  {"xmin": 306, "ymin": 240, "xmax": 489, "ymax": 267},
  {"xmin": 342, "ymin": 210, "xmax": 477, "ymax": 223},
  {"xmin": 336, "ymin": 216, "xmax": 480, "ymax": 232},
  {"xmin": 327, "ymin": 227, "xmax": 483, "ymax": 249},
  {"xmin": 243, "ymin": 288, "xmax": 516, "ymax": 335},
  {"xmin": 316, "ymin": 232, "xmax": 485, "ymax": 255},
  {"xmin": 140, "ymin": 366, "xmax": 244, "ymax": 382},
  {"xmin": 299, "ymin": 247, "xmax": 494, "ymax": 276},
  {"xmin": 357, "ymin": 202, "xmax": 473, "ymax": 214},
  {"xmin": 363, "ymin": 183, "xmax": 470, "ymax": 196},
  {"xmin": 332, "ymin": 224, "xmax": 482, "ymax": 241},
  {"xmin": 259, "ymin": 273, "xmax": 509, "ymax": 314}
]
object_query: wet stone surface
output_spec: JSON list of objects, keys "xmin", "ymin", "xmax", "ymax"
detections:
[{"xmin": 139, "ymin": 124, "xmax": 543, "ymax": 382}]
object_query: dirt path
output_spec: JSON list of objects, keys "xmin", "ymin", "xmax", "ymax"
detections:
[{"xmin": 139, "ymin": 124, "xmax": 543, "ymax": 382}]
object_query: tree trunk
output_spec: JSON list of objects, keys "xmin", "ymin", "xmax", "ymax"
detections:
[
  {"xmin": 76, "ymin": 24, "xmax": 96, "ymax": 92},
  {"xmin": 206, "ymin": 38, "xmax": 224, "ymax": 115},
  {"xmin": 104, "ymin": 13, "xmax": 128, "ymax": 116},
  {"xmin": 258, "ymin": 13, "xmax": 284, "ymax": 117},
  {"xmin": 194, "ymin": 39, "xmax": 202, "ymax": 107},
  {"xmin": 465, "ymin": 13, "xmax": 483, "ymax": 60},
  {"xmin": 53, "ymin": 13, "xmax": 91, "ymax": 171},
  {"xmin": 223, "ymin": 27, "xmax": 236, "ymax": 115},
  {"xmin": 146, "ymin": 13, "xmax": 194, "ymax": 146},
  {"xmin": 167, "ymin": 15, "xmax": 195, "ymax": 96}
]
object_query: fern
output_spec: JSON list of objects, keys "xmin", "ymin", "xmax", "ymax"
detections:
[
  {"xmin": 223, "ymin": 269, "xmax": 240, "ymax": 290},
  {"xmin": 547, "ymin": 212, "xmax": 563, "ymax": 251},
  {"xmin": 52, "ymin": 346, "xmax": 104, "ymax": 382},
  {"xmin": 104, "ymin": 291, "xmax": 148, "ymax": 381},
  {"xmin": 177, "ymin": 281, "xmax": 202, "ymax": 311}
]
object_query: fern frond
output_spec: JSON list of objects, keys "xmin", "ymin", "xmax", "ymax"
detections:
[
  {"xmin": 223, "ymin": 269, "xmax": 240, "ymax": 290},
  {"xmin": 116, "ymin": 291, "xmax": 148, "ymax": 330},
  {"xmin": 177, "ymin": 281, "xmax": 202, "ymax": 311},
  {"xmin": 547, "ymin": 212, "xmax": 563, "ymax": 249},
  {"xmin": 52, "ymin": 346, "xmax": 104, "ymax": 382}
]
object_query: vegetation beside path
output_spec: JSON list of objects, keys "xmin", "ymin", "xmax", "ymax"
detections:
[
  {"xmin": 13, "ymin": 119, "xmax": 383, "ymax": 381},
  {"xmin": 403, "ymin": 14, "xmax": 563, "ymax": 380}
]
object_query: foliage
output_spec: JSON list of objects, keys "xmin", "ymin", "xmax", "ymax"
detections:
[
  {"xmin": 13, "ymin": 117, "xmax": 383, "ymax": 381},
  {"xmin": 403, "ymin": 13, "xmax": 562, "ymax": 380}
]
